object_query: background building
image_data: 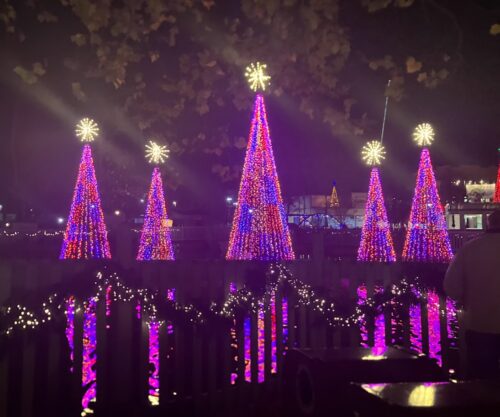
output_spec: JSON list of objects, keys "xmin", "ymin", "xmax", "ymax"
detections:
[
  {"xmin": 447, "ymin": 182, "xmax": 498, "ymax": 230},
  {"xmin": 287, "ymin": 193, "xmax": 366, "ymax": 229}
]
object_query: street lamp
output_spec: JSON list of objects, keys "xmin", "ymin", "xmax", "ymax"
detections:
[{"xmin": 225, "ymin": 196, "xmax": 234, "ymax": 224}]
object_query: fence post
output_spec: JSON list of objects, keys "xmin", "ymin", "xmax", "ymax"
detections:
[
  {"xmin": 401, "ymin": 301, "xmax": 411, "ymax": 350},
  {"xmin": 159, "ymin": 315, "xmax": 176, "ymax": 408},
  {"xmin": 174, "ymin": 321, "xmax": 185, "ymax": 400},
  {"xmin": 20, "ymin": 332, "xmax": 35, "ymax": 417},
  {"xmin": 250, "ymin": 311, "xmax": 258, "ymax": 387},
  {"xmin": 95, "ymin": 297, "xmax": 108, "ymax": 414},
  {"xmin": 438, "ymin": 294, "xmax": 450, "ymax": 372},
  {"xmin": 0, "ymin": 336, "xmax": 8, "ymax": 417},
  {"xmin": 275, "ymin": 290, "xmax": 285, "ymax": 372},
  {"xmin": 221, "ymin": 321, "xmax": 232, "ymax": 411},
  {"xmin": 192, "ymin": 325, "xmax": 203, "ymax": 413},
  {"xmin": 236, "ymin": 312, "xmax": 247, "ymax": 407},
  {"xmin": 366, "ymin": 276, "xmax": 375, "ymax": 348},
  {"xmin": 207, "ymin": 325, "xmax": 217, "ymax": 413},
  {"xmin": 264, "ymin": 304, "xmax": 272, "ymax": 383},
  {"xmin": 420, "ymin": 292, "xmax": 430, "ymax": 356},
  {"xmin": 287, "ymin": 293, "xmax": 296, "ymax": 349},
  {"xmin": 384, "ymin": 297, "xmax": 392, "ymax": 347},
  {"xmin": 109, "ymin": 301, "xmax": 135, "ymax": 410},
  {"xmin": 457, "ymin": 308, "xmax": 467, "ymax": 378},
  {"xmin": 6, "ymin": 331, "xmax": 23, "ymax": 417},
  {"xmin": 71, "ymin": 301, "xmax": 84, "ymax": 413},
  {"xmin": 135, "ymin": 311, "xmax": 149, "ymax": 409},
  {"xmin": 33, "ymin": 324, "xmax": 49, "ymax": 413},
  {"xmin": 298, "ymin": 305, "xmax": 307, "ymax": 348}
]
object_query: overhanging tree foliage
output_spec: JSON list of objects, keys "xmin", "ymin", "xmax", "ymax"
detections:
[{"xmin": 0, "ymin": 0, "xmax": 463, "ymax": 186}]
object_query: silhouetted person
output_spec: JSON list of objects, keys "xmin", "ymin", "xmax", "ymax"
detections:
[{"xmin": 444, "ymin": 209, "xmax": 500, "ymax": 379}]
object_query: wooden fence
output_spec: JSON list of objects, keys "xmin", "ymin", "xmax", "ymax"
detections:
[{"xmin": 0, "ymin": 260, "xmax": 462, "ymax": 417}]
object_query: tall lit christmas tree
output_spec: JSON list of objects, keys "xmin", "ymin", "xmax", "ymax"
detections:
[
  {"xmin": 402, "ymin": 123, "xmax": 453, "ymax": 262},
  {"xmin": 60, "ymin": 118, "xmax": 111, "ymax": 259},
  {"xmin": 137, "ymin": 141, "xmax": 175, "ymax": 261},
  {"xmin": 226, "ymin": 62, "xmax": 294, "ymax": 260},
  {"xmin": 357, "ymin": 141, "xmax": 396, "ymax": 262},
  {"xmin": 494, "ymin": 149, "xmax": 500, "ymax": 203}
]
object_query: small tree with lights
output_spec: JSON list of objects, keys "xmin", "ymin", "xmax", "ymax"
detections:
[
  {"xmin": 60, "ymin": 118, "xmax": 111, "ymax": 259},
  {"xmin": 329, "ymin": 181, "xmax": 340, "ymax": 208},
  {"xmin": 137, "ymin": 141, "xmax": 175, "ymax": 261},
  {"xmin": 494, "ymin": 149, "xmax": 500, "ymax": 203},
  {"xmin": 402, "ymin": 123, "xmax": 453, "ymax": 262},
  {"xmin": 357, "ymin": 141, "xmax": 396, "ymax": 262},
  {"xmin": 226, "ymin": 62, "xmax": 294, "ymax": 260}
]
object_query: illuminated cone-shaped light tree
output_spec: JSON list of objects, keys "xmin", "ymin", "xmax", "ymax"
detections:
[
  {"xmin": 330, "ymin": 181, "xmax": 340, "ymax": 208},
  {"xmin": 60, "ymin": 118, "xmax": 111, "ymax": 259},
  {"xmin": 494, "ymin": 150, "xmax": 500, "ymax": 203},
  {"xmin": 137, "ymin": 141, "xmax": 175, "ymax": 260},
  {"xmin": 226, "ymin": 62, "xmax": 294, "ymax": 260},
  {"xmin": 402, "ymin": 123, "xmax": 453, "ymax": 262},
  {"xmin": 357, "ymin": 141, "xmax": 396, "ymax": 262}
]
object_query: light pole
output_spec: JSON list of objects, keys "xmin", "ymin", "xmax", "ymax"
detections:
[{"xmin": 225, "ymin": 197, "xmax": 233, "ymax": 224}]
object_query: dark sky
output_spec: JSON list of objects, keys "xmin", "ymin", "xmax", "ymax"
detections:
[{"xmin": 0, "ymin": 0, "xmax": 499, "ymax": 223}]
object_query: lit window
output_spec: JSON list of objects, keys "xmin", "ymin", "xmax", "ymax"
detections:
[{"xmin": 464, "ymin": 214, "xmax": 483, "ymax": 230}]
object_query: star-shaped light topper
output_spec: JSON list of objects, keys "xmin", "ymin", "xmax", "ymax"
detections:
[
  {"xmin": 362, "ymin": 140, "xmax": 386, "ymax": 166},
  {"xmin": 245, "ymin": 62, "xmax": 271, "ymax": 92},
  {"xmin": 413, "ymin": 123, "xmax": 435, "ymax": 147},
  {"xmin": 145, "ymin": 140, "xmax": 170, "ymax": 164},
  {"xmin": 75, "ymin": 118, "xmax": 99, "ymax": 142}
]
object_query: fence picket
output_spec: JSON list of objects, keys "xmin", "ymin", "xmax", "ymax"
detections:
[{"xmin": 0, "ymin": 260, "xmax": 465, "ymax": 416}]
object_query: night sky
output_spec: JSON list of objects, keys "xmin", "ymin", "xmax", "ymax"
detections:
[{"xmin": 0, "ymin": 0, "xmax": 499, "ymax": 223}]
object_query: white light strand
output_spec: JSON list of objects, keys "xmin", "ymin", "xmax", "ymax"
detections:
[{"xmin": 1, "ymin": 266, "xmax": 446, "ymax": 336}]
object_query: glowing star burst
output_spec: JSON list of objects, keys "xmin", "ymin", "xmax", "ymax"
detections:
[
  {"xmin": 413, "ymin": 123, "xmax": 435, "ymax": 147},
  {"xmin": 145, "ymin": 141, "xmax": 170, "ymax": 164},
  {"xmin": 245, "ymin": 62, "xmax": 271, "ymax": 92},
  {"xmin": 362, "ymin": 141, "xmax": 386, "ymax": 166},
  {"xmin": 75, "ymin": 118, "xmax": 99, "ymax": 142}
]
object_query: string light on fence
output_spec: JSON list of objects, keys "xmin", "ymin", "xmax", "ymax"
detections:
[{"xmin": 1, "ymin": 265, "xmax": 454, "ymax": 337}]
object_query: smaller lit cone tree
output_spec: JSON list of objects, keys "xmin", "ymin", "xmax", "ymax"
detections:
[
  {"xmin": 494, "ymin": 150, "xmax": 500, "ymax": 203},
  {"xmin": 357, "ymin": 141, "xmax": 396, "ymax": 262},
  {"xmin": 60, "ymin": 118, "xmax": 111, "ymax": 259},
  {"xmin": 402, "ymin": 123, "xmax": 453, "ymax": 262},
  {"xmin": 137, "ymin": 141, "xmax": 175, "ymax": 261},
  {"xmin": 330, "ymin": 181, "xmax": 340, "ymax": 208}
]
